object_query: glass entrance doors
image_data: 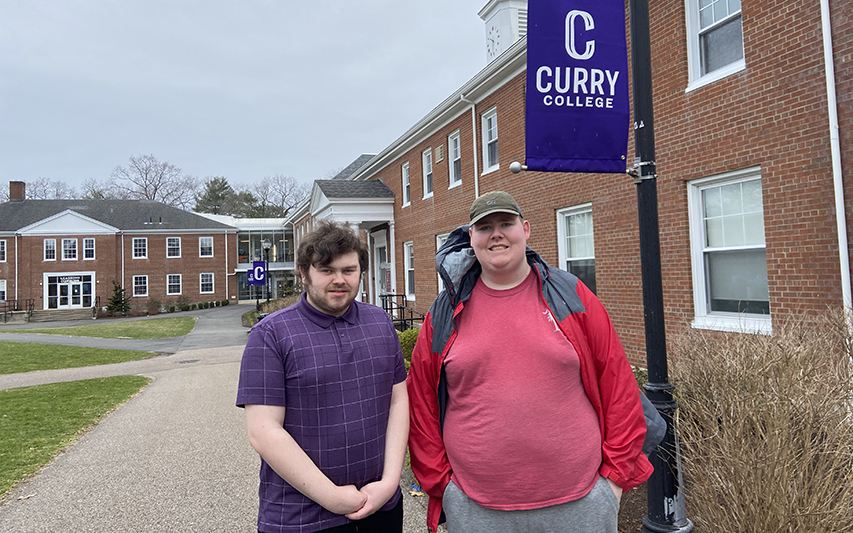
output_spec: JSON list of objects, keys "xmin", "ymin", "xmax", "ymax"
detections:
[{"xmin": 46, "ymin": 274, "xmax": 93, "ymax": 309}]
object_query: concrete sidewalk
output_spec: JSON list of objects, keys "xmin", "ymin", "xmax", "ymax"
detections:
[{"xmin": 0, "ymin": 305, "xmax": 432, "ymax": 532}]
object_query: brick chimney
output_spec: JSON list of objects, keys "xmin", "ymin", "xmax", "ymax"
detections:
[{"xmin": 9, "ymin": 181, "xmax": 25, "ymax": 202}]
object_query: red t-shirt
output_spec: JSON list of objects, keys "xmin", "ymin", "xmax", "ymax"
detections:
[{"xmin": 443, "ymin": 270, "xmax": 602, "ymax": 510}]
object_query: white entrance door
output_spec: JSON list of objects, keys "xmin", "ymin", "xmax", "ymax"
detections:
[{"xmin": 373, "ymin": 233, "xmax": 391, "ymax": 308}]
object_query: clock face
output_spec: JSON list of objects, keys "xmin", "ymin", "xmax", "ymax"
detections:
[{"xmin": 487, "ymin": 25, "xmax": 500, "ymax": 57}]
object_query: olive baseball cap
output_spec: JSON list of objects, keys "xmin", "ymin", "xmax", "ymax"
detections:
[{"xmin": 469, "ymin": 191, "xmax": 523, "ymax": 225}]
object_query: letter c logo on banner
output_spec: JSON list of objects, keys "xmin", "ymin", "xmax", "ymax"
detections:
[
  {"xmin": 565, "ymin": 10, "xmax": 595, "ymax": 60},
  {"xmin": 254, "ymin": 265, "xmax": 265, "ymax": 282}
]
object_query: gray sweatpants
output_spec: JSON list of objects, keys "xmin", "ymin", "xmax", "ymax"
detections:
[{"xmin": 443, "ymin": 476, "xmax": 619, "ymax": 533}]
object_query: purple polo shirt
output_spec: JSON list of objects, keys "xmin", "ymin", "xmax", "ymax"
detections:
[{"xmin": 237, "ymin": 294, "xmax": 407, "ymax": 533}]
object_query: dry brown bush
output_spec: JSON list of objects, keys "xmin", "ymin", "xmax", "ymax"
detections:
[{"xmin": 671, "ymin": 309, "xmax": 853, "ymax": 532}]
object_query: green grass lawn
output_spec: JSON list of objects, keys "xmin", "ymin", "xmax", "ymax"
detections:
[
  {"xmin": 2, "ymin": 316, "xmax": 197, "ymax": 340},
  {"xmin": 0, "ymin": 342, "xmax": 158, "ymax": 375},
  {"xmin": 0, "ymin": 376, "xmax": 151, "ymax": 497}
]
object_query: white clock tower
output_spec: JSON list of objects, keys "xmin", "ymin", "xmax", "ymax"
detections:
[{"xmin": 479, "ymin": 0, "xmax": 528, "ymax": 62}]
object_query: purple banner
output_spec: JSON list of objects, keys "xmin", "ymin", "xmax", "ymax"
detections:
[
  {"xmin": 525, "ymin": 0, "xmax": 629, "ymax": 173},
  {"xmin": 248, "ymin": 261, "xmax": 266, "ymax": 286}
]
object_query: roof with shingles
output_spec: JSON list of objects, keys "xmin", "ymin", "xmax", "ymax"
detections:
[
  {"xmin": 331, "ymin": 154, "xmax": 376, "ymax": 180},
  {"xmin": 315, "ymin": 179, "xmax": 394, "ymax": 199},
  {"xmin": 0, "ymin": 199, "xmax": 235, "ymax": 232}
]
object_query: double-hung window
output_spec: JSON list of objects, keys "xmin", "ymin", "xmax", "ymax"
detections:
[
  {"xmin": 44, "ymin": 239, "xmax": 56, "ymax": 261},
  {"xmin": 688, "ymin": 167, "xmax": 769, "ymax": 333},
  {"xmin": 133, "ymin": 238, "xmax": 148, "ymax": 259},
  {"xmin": 404, "ymin": 241, "xmax": 415, "ymax": 300},
  {"xmin": 686, "ymin": 0, "xmax": 745, "ymax": 90},
  {"xmin": 422, "ymin": 149, "xmax": 433, "ymax": 199},
  {"xmin": 482, "ymin": 107, "xmax": 499, "ymax": 172},
  {"xmin": 133, "ymin": 275, "xmax": 148, "ymax": 297},
  {"xmin": 62, "ymin": 239, "xmax": 77, "ymax": 260},
  {"xmin": 402, "ymin": 163, "xmax": 411, "ymax": 207},
  {"xmin": 448, "ymin": 131, "xmax": 462, "ymax": 188},
  {"xmin": 167, "ymin": 274, "xmax": 182, "ymax": 295},
  {"xmin": 557, "ymin": 204, "xmax": 596, "ymax": 294},
  {"xmin": 83, "ymin": 238, "xmax": 95, "ymax": 260},
  {"xmin": 0, "ymin": 280, "xmax": 6, "ymax": 300},
  {"xmin": 199, "ymin": 237, "xmax": 213, "ymax": 257},
  {"xmin": 0, "ymin": 240, "xmax": 5, "ymax": 262},
  {"xmin": 200, "ymin": 273, "xmax": 214, "ymax": 294},
  {"xmin": 167, "ymin": 237, "xmax": 181, "ymax": 258}
]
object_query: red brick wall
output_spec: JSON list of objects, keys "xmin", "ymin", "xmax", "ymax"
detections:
[{"xmin": 365, "ymin": 0, "xmax": 851, "ymax": 366}]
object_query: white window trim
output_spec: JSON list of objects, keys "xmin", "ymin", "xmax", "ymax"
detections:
[
  {"xmin": 556, "ymin": 203, "xmax": 594, "ymax": 271},
  {"xmin": 687, "ymin": 166, "xmax": 771, "ymax": 334},
  {"xmin": 422, "ymin": 148, "xmax": 434, "ymax": 199},
  {"xmin": 133, "ymin": 238, "xmax": 148, "ymax": 259},
  {"xmin": 44, "ymin": 239, "xmax": 56, "ymax": 262},
  {"xmin": 404, "ymin": 241, "xmax": 415, "ymax": 301},
  {"xmin": 167, "ymin": 237, "xmax": 182, "ymax": 258},
  {"xmin": 200, "ymin": 272, "xmax": 215, "ymax": 294},
  {"xmin": 62, "ymin": 238, "xmax": 78, "ymax": 261},
  {"xmin": 83, "ymin": 238, "xmax": 95, "ymax": 260},
  {"xmin": 133, "ymin": 275, "xmax": 148, "ymax": 297},
  {"xmin": 0, "ymin": 239, "xmax": 5, "ymax": 262},
  {"xmin": 199, "ymin": 236, "xmax": 214, "ymax": 258},
  {"xmin": 0, "ymin": 279, "xmax": 6, "ymax": 300},
  {"xmin": 481, "ymin": 107, "xmax": 499, "ymax": 174},
  {"xmin": 402, "ymin": 162, "xmax": 411, "ymax": 207},
  {"xmin": 684, "ymin": 0, "xmax": 746, "ymax": 92},
  {"xmin": 167, "ymin": 274, "xmax": 182, "ymax": 296},
  {"xmin": 448, "ymin": 131, "xmax": 462, "ymax": 189}
]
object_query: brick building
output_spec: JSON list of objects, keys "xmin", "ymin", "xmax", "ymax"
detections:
[
  {"xmin": 291, "ymin": 0, "xmax": 852, "ymax": 365},
  {"xmin": 0, "ymin": 181, "xmax": 299, "ymax": 317}
]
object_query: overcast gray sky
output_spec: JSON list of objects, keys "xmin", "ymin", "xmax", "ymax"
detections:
[{"xmin": 0, "ymin": 0, "xmax": 491, "ymax": 191}]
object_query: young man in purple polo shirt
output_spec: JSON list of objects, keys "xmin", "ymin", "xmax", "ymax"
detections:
[{"xmin": 237, "ymin": 221, "xmax": 409, "ymax": 533}]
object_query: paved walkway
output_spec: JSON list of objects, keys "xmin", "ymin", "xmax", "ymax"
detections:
[{"xmin": 0, "ymin": 305, "xmax": 431, "ymax": 532}]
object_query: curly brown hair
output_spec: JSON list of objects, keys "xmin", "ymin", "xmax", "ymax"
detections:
[{"xmin": 296, "ymin": 220, "xmax": 369, "ymax": 275}]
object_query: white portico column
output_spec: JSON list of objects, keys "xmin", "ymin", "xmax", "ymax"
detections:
[
  {"xmin": 389, "ymin": 221, "xmax": 397, "ymax": 312},
  {"xmin": 349, "ymin": 223, "xmax": 364, "ymax": 302},
  {"xmin": 367, "ymin": 232, "xmax": 374, "ymax": 306}
]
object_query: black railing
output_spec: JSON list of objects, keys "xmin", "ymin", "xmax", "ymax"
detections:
[
  {"xmin": 379, "ymin": 294, "xmax": 425, "ymax": 331},
  {"xmin": 0, "ymin": 299, "xmax": 34, "ymax": 323}
]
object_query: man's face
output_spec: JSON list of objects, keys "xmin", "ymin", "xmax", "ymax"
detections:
[
  {"xmin": 469, "ymin": 213, "xmax": 530, "ymax": 278},
  {"xmin": 300, "ymin": 251, "xmax": 362, "ymax": 317}
]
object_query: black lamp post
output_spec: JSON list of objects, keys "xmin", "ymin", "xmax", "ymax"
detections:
[{"xmin": 262, "ymin": 238, "xmax": 272, "ymax": 308}]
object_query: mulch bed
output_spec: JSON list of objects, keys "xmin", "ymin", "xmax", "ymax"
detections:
[{"xmin": 619, "ymin": 482, "xmax": 647, "ymax": 532}]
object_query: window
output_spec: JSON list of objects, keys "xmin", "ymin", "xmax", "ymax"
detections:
[
  {"xmin": 436, "ymin": 233, "xmax": 450, "ymax": 293},
  {"xmin": 199, "ymin": 236, "xmax": 213, "ymax": 257},
  {"xmin": 167, "ymin": 274, "xmax": 182, "ymax": 295},
  {"xmin": 686, "ymin": 0, "xmax": 744, "ymax": 90},
  {"xmin": 83, "ymin": 238, "xmax": 95, "ymax": 260},
  {"xmin": 422, "ymin": 148, "xmax": 433, "ymax": 199},
  {"xmin": 404, "ymin": 241, "xmax": 415, "ymax": 300},
  {"xmin": 44, "ymin": 239, "xmax": 56, "ymax": 261},
  {"xmin": 448, "ymin": 131, "xmax": 462, "ymax": 187},
  {"xmin": 200, "ymin": 273, "xmax": 214, "ymax": 294},
  {"xmin": 0, "ymin": 240, "xmax": 5, "ymax": 262},
  {"xmin": 0, "ymin": 280, "xmax": 5, "ymax": 300},
  {"xmin": 557, "ymin": 204, "xmax": 596, "ymax": 294},
  {"xmin": 482, "ymin": 107, "xmax": 499, "ymax": 172},
  {"xmin": 133, "ymin": 275, "xmax": 148, "ymax": 297},
  {"xmin": 402, "ymin": 162, "xmax": 411, "ymax": 206},
  {"xmin": 133, "ymin": 238, "xmax": 148, "ymax": 259},
  {"xmin": 688, "ymin": 167, "xmax": 769, "ymax": 333},
  {"xmin": 167, "ymin": 237, "xmax": 181, "ymax": 258},
  {"xmin": 62, "ymin": 239, "xmax": 77, "ymax": 260}
]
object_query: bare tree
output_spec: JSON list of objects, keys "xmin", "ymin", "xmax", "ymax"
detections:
[
  {"xmin": 111, "ymin": 154, "xmax": 199, "ymax": 209},
  {"xmin": 246, "ymin": 174, "xmax": 311, "ymax": 218},
  {"xmin": 80, "ymin": 177, "xmax": 125, "ymax": 200},
  {"xmin": 26, "ymin": 178, "xmax": 77, "ymax": 199}
]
